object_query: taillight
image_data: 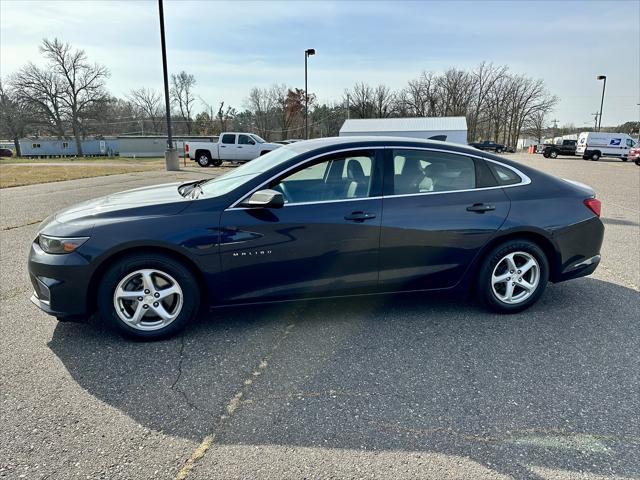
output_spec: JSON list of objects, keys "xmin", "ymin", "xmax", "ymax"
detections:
[
  {"xmin": 185, "ymin": 143, "xmax": 190, "ymax": 153},
  {"xmin": 584, "ymin": 198, "xmax": 601, "ymax": 217}
]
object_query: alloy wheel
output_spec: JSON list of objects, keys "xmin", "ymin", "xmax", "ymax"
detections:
[
  {"xmin": 491, "ymin": 251, "xmax": 540, "ymax": 305},
  {"xmin": 113, "ymin": 268, "xmax": 184, "ymax": 331}
]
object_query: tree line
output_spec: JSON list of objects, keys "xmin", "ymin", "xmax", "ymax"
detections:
[{"xmin": 0, "ymin": 37, "xmax": 583, "ymax": 157}]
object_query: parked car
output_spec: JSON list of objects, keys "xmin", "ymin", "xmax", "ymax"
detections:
[
  {"xmin": 0, "ymin": 148, "xmax": 13, "ymax": 157},
  {"xmin": 576, "ymin": 132, "xmax": 637, "ymax": 161},
  {"xmin": 29, "ymin": 137, "xmax": 604, "ymax": 340},
  {"xmin": 629, "ymin": 146, "xmax": 640, "ymax": 165},
  {"xmin": 543, "ymin": 140, "xmax": 577, "ymax": 158},
  {"xmin": 469, "ymin": 140, "xmax": 506, "ymax": 153},
  {"xmin": 185, "ymin": 132, "xmax": 281, "ymax": 167}
]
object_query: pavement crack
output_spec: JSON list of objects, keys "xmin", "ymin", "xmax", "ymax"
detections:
[
  {"xmin": 1, "ymin": 219, "xmax": 42, "ymax": 231},
  {"xmin": 169, "ymin": 334, "xmax": 204, "ymax": 413},
  {"xmin": 174, "ymin": 321, "xmax": 297, "ymax": 480}
]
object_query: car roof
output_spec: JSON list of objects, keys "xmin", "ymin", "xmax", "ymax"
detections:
[{"xmin": 287, "ymin": 135, "xmax": 484, "ymax": 154}]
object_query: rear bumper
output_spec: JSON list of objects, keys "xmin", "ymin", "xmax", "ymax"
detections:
[
  {"xmin": 556, "ymin": 254, "xmax": 601, "ymax": 282},
  {"xmin": 553, "ymin": 217, "xmax": 604, "ymax": 282}
]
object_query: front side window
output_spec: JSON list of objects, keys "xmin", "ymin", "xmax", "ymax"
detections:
[
  {"xmin": 626, "ymin": 139, "xmax": 635, "ymax": 148},
  {"xmin": 270, "ymin": 153, "xmax": 374, "ymax": 204},
  {"xmin": 221, "ymin": 134, "xmax": 236, "ymax": 144},
  {"xmin": 238, "ymin": 134, "xmax": 255, "ymax": 145},
  {"xmin": 391, "ymin": 150, "xmax": 476, "ymax": 194}
]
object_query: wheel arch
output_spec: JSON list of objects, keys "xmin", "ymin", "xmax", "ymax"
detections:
[
  {"xmin": 464, "ymin": 229, "xmax": 561, "ymax": 290},
  {"xmin": 86, "ymin": 244, "xmax": 208, "ymax": 314}
]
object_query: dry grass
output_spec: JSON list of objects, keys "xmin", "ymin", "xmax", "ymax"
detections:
[{"xmin": 0, "ymin": 163, "xmax": 164, "ymax": 188}]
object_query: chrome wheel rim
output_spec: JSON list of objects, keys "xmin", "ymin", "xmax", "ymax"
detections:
[
  {"xmin": 198, "ymin": 155, "xmax": 209, "ymax": 166},
  {"xmin": 491, "ymin": 251, "xmax": 540, "ymax": 305},
  {"xmin": 113, "ymin": 269, "xmax": 183, "ymax": 331}
]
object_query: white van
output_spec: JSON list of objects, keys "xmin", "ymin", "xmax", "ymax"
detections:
[{"xmin": 576, "ymin": 132, "xmax": 637, "ymax": 161}]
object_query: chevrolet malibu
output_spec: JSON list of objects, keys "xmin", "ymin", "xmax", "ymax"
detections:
[{"xmin": 29, "ymin": 137, "xmax": 604, "ymax": 339}]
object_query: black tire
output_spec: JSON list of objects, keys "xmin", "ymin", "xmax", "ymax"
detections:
[
  {"xmin": 635, "ymin": 158, "xmax": 640, "ymax": 166},
  {"xmin": 549, "ymin": 150, "xmax": 559, "ymax": 159},
  {"xmin": 196, "ymin": 151, "xmax": 211, "ymax": 167},
  {"xmin": 477, "ymin": 239, "xmax": 549, "ymax": 314},
  {"xmin": 590, "ymin": 152, "xmax": 601, "ymax": 161},
  {"xmin": 543, "ymin": 153, "xmax": 550, "ymax": 158},
  {"xmin": 97, "ymin": 253, "xmax": 200, "ymax": 340},
  {"xmin": 622, "ymin": 158, "xmax": 628, "ymax": 162}
]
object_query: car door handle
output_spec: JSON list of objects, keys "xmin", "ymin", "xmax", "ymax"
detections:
[
  {"xmin": 221, "ymin": 145, "xmax": 227, "ymax": 148},
  {"xmin": 344, "ymin": 211, "xmax": 377, "ymax": 222},
  {"xmin": 237, "ymin": 146, "xmax": 243, "ymax": 148},
  {"xmin": 466, "ymin": 203, "xmax": 495, "ymax": 213}
]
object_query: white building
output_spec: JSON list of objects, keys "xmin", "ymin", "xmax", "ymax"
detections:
[{"xmin": 339, "ymin": 117, "xmax": 468, "ymax": 144}]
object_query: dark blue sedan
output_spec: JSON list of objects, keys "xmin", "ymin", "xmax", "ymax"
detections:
[{"xmin": 29, "ymin": 137, "xmax": 604, "ymax": 339}]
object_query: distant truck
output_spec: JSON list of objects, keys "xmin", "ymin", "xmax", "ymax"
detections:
[
  {"xmin": 469, "ymin": 140, "xmax": 506, "ymax": 153},
  {"xmin": 542, "ymin": 139, "xmax": 577, "ymax": 158},
  {"xmin": 185, "ymin": 132, "xmax": 281, "ymax": 167},
  {"xmin": 576, "ymin": 132, "xmax": 637, "ymax": 161}
]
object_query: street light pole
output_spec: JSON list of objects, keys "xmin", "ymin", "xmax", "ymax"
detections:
[
  {"xmin": 158, "ymin": 0, "xmax": 178, "ymax": 170},
  {"xmin": 596, "ymin": 75, "xmax": 606, "ymax": 132},
  {"xmin": 304, "ymin": 48, "xmax": 315, "ymax": 140}
]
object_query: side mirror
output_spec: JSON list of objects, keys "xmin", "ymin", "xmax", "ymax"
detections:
[{"xmin": 241, "ymin": 189, "xmax": 284, "ymax": 209}]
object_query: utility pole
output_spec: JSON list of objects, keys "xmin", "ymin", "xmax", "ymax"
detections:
[
  {"xmin": 158, "ymin": 0, "xmax": 178, "ymax": 170},
  {"xmin": 304, "ymin": 48, "xmax": 315, "ymax": 140},
  {"xmin": 591, "ymin": 112, "xmax": 600, "ymax": 131},
  {"xmin": 346, "ymin": 93, "xmax": 350, "ymax": 119},
  {"xmin": 596, "ymin": 75, "xmax": 606, "ymax": 132}
]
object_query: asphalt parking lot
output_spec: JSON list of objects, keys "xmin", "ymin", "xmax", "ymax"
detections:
[{"xmin": 1, "ymin": 154, "xmax": 638, "ymax": 479}]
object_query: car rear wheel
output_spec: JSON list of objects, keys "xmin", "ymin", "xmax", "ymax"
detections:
[
  {"xmin": 549, "ymin": 150, "xmax": 558, "ymax": 159},
  {"xmin": 477, "ymin": 240, "xmax": 549, "ymax": 313},
  {"xmin": 97, "ymin": 254, "xmax": 200, "ymax": 340},
  {"xmin": 197, "ymin": 152, "xmax": 211, "ymax": 167},
  {"xmin": 590, "ymin": 152, "xmax": 601, "ymax": 161}
]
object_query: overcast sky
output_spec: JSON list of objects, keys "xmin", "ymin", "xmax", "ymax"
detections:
[{"xmin": 1, "ymin": 0, "xmax": 639, "ymax": 127}]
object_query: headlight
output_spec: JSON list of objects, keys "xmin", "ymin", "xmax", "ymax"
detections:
[{"xmin": 38, "ymin": 235, "xmax": 89, "ymax": 254}]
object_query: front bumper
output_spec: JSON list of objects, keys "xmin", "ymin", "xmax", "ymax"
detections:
[{"xmin": 28, "ymin": 240, "xmax": 93, "ymax": 320}]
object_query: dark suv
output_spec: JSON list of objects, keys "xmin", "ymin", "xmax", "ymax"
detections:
[
  {"xmin": 469, "ymin": 140, "xmax": 506, "ymax": 153},
  {"xmin": 543, "ymin": 140, "xmax": 577, "ymax": 158}
]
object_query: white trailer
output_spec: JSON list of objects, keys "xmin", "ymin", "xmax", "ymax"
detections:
[
  {"xmin": 576, "ymin": 132, "xmax": 637, "ymax": 161},
  {"xmin": 339, "ymin": 117, "xmax": 468, "ymax": 144}
]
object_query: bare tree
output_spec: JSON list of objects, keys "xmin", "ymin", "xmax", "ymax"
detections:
[
  {"xmin": 0, "ymin": 79, "xmax": 34, "ymax": 156},
  {"xmin": 11, "ymin": 64, "xmax": 66, "ymax": 138},
  {"xmin": 128, "ymin": 88, "xmax": 164, "ymax": 134},
  {"xmin": 245, "ymin": 87, "xmax": 275, "ymax": 139},
  {"xmin": 170, "ymin": 71, "xmax": 196, "ymax": 134},
  {"xmin": 40, "ymin": 38, "xmax": 109, "ymax": 155}
]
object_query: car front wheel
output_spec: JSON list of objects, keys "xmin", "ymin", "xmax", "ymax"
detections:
[
  {"xmin": 477, "ymin": 240, "xmax": 549, "ymax": 313},
  {"xmin": 97, "ymin": 254, "xmax": 200, "ymax": 340}
]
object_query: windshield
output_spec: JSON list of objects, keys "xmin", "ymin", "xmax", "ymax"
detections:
[
  {"xmin": 250, "ymin": 134, "xmax": 266, "ymax": 144},
  {"xmin": 199, "ymin": 146, "xmax": 298, "ymax": 197}
]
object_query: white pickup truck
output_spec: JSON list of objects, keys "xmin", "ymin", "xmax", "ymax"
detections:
[{"xmin": 185, "ymin": 132, "xmax": 281, "ymax": 167}]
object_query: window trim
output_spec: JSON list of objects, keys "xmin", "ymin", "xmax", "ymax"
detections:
[{"xmin": 226, "ymin": 146, "xmax": 530, "ymax": 210}]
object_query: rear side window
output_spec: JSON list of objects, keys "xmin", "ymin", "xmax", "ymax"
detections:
[
  {"xmin": 391, "ymin": 150, "xmax": 476, "ymax": 194},
  {"xmin": 221, "ymin": 134, "xmax": 236, "ymax": 144},
  {"xmin": 488, "ymin": 163, "xmax": 522, "ymax": 186}
]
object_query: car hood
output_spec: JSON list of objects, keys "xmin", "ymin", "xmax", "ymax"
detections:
[
  {"xmin": 51, "ymin": 182, "xmax": 191, "ymax": 226},
  {"xmin": 263, "ymin": 142, "xmax": 282, "ymax": 150}
]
